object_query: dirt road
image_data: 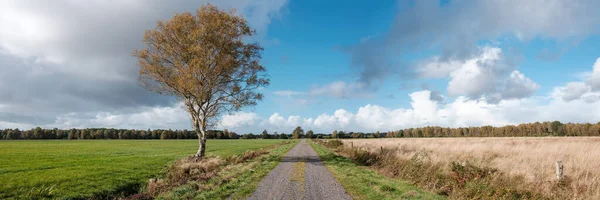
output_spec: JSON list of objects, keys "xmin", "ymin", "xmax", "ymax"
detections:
[{"xmin": 247, "ymin": 140, "xmax": 351, "ymax": 200}]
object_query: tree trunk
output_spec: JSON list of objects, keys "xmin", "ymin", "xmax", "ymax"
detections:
[
  {"xmin": 195, "ymin": 127, "xmax": 206, "ymax": 158},
  {"xmin": 196, "ymin": 136, "xmax": 206, "ymax": 158}
]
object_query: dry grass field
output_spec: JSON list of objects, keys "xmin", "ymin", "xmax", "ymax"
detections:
[{"xmin": 344, "ymin": 137, "xmax": 600, "ymax": 199}]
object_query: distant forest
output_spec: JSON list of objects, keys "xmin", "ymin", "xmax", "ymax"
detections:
[
  {"xmin": 0, "ymin": 128, "xmax": 238, "ymax": 140},
  {"xmin": 1, "ymin": 121, "xmax": 599, "ymax": 140},
  {"xmin": 343, "ymin": 121, "xmax": 600, "ymax": 138}
]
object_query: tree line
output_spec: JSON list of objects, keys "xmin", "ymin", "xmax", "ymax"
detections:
[
  {"xmin": 2, "ymin": 121, "xmax": 599, "ymax": 140},
  {"xmin": 330, "ymin": 121, "xmax": 600, "ymax": 138},
  {"xmin": 0, "ymin": 127, "xmax": 238, "ymax": 140}
]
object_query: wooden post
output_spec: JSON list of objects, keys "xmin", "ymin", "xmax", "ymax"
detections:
[
  {"xmin": 556, "ymin": 161, "xmax": 564, "ymax": 181},
  {"xmin": 380, "ymin": 146, "xmax": 383, "ymax": 153},
  {"xmin": 351, "ymin": 142, "xmax": 353, "ymax": 148}
]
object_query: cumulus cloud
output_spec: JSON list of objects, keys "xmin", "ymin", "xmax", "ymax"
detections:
[
  {"xmin": 443, "ymin": 47, "xmax": 538, "ymax": 102},
  {"xmin": 555, "ymin": 82, "xmax": 590, "ymax": 101},
  {"xmin": 501, "ymin": 70, "xmax": 540, "ymax": 99},
  {"xmin": 447, "ymin": 47, "xmax": 506, "ymax": 98},
  {"xmin": 0, "ymin": 0, "xmax": 288, "ymax": 128},
  {"xmin": 553, "ymin": 57, "xmax": 600, "ymax": 102}
]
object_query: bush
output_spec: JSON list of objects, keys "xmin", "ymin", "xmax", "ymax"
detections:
[
  {"xmin": 319, "ymin": 139, "xmax": 343, "ymax": 148},
  {"xmin": 345, "ymin": 147, "xmax": 379, "ymax": 166},
  {"xmin": 450, "ymin": 161, "xmax": 498, "ymax": 187}
]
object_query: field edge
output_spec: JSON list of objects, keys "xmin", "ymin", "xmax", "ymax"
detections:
[{"xmin": 308, "ymin": 140, "xmax": 444, "ymax": 200}]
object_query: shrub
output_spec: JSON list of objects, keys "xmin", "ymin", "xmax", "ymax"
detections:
[
  {"xmin": 225, "ymin": 149, "xmax": 269, "ymax": 164},
  {"xmin": 344, "ymin": 147, "xmax": 379, "ymax": 166},
  {"xmin": 316, "ymin": 139, "xmax": 343, "ymax": 148},
  {"xmin": 450, "ymin": 161, "xmax": 498, "ymax": 187}
]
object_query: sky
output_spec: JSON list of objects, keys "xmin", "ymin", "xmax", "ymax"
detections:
[{"xmin": 1, "ymin": 0, "xmax": 600, "ymax": 134}]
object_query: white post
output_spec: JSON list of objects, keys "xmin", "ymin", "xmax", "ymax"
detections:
[{"xmin": 556, "ymin": 161, "xmax": 564, "ymax": 181}]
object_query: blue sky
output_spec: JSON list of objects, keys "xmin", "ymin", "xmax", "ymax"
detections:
[{"xmin": 1, "ymin": 0, "xmax": 600, "ymax": 133}]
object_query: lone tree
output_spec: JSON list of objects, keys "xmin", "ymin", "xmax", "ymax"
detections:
[{"xmin": 133, "ymin": 4, "xmax": 269, "ymax": 158}]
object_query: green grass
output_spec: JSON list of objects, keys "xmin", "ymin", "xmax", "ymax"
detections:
[
  {"xmin": 160, "ymin": 140, "xmax": 298, "ymax": 199},
  {"xmin": 309, "ymin": 140, "xmax": 445, "ymax": 200},
  {"xmin": 0, "ymin": 139, "xmax": 286, "ymax": 199}
]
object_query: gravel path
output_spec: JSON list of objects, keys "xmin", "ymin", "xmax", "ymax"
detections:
[{"xmin": 247, "ymin": 140, "xmax": 351, "ymax": 200}]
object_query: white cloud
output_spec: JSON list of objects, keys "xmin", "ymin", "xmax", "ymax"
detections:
[
  {"xmin": 312, "ymin": 109, "xmax": 354, "ymax": 131},
  {"xmin": 555, "ymin": 82, "xmax": 590, "ymax": 101},
  {"xmin": 447, "ymin": 47, "xmax": 503, "ymax": 98},
  {"xmin": 444, "ymin": 46, "xmax": 538, "ymax": 102},
  {"xmin": 501, "ymin": 70, "xmax": 540, "ymax": 99},
  {"xmin": 553, "ymin": 57, "xmax": 600, "ymax": 102},
  {"xmin": 220, "ymin": 112, "xmax": 261, "ymax": 130}
]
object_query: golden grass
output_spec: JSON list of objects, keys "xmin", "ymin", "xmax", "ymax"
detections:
[{"xmin": 345, "ymin": 137, "xmax": 600, "ymax": 199}]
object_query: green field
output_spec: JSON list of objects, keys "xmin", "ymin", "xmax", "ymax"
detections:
[{"xmin": 0, "ymin": 139, "xmax": 285, "ymax": 199}]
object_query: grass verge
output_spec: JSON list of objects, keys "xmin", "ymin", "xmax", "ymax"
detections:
[
  {"xmin": 143, "ymin": 140, "xmax": 299, "ymax": 199},
  {"xmin": 308, "ymin": 140, "xmax": 444, "ymax": 200}
]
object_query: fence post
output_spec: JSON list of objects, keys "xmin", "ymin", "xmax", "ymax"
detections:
[
  {"xmin": 380, "ymin": 146, "xmax": 383, "ymax": 153},
  {"xmin": 556, "ymin": 161, "xmax": 564, "ymax": 181},
  {"xmin": 351, "ymin": 142, "xmax": 353, "ymax": 148}
]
